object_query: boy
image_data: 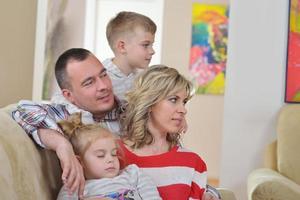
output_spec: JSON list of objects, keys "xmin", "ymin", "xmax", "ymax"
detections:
[
  {"xmin": 52, "ymin": 11, "xmax": 156, "ymax": 103},
  {"xmin": 103, "ymin": 11, "xmax": 156, "ymax": 101}
]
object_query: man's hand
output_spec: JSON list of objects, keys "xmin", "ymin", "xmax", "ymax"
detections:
[{"xmin": 38, "ymin": 129, "xmax": 85, "ymax": 199}]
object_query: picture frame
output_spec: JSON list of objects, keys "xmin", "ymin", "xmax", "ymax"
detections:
[{"xmin": 284, "ymin": 0, "xmax": 300, "ymax": 103}]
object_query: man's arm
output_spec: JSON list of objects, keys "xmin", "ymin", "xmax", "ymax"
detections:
[
  {"xmin": 11, "ymin": 100, "xmax": 85, "ymax": 198},
  {"xmin": 11, "ymin": 100, "xmax": 67, "ymax": 147},
  {"xmin": 38, "ymin": 128, "xmax": 85, "ymax": 197}
]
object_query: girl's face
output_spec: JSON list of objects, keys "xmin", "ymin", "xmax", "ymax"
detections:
[
  {"xmin": 81, "ymin": 136, "xmax": 120, "ymax": 179},
  {"xmin": 148, "ymin": 89, "xmax": 188, "ymax": 136}
]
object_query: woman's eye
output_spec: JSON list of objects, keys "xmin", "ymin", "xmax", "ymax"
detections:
[
  {"xmin": 97, "ymin": 155, "xmax": 104, "ymax": 158},
  {"xmin": 183, "ymin": 99, "xmax": 188, "ymax": 105},
  {"xmin": 169, "ymin": 97, "xmax": 177, "ymax": 103}
]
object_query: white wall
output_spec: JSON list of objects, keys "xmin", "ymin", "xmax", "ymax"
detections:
[
  {"xmin": 220, "ymin": 0, "xmax": 289, "ymax": 199},
  {"xmin": 0, "ymin": 0, "xmax": 37, "ymax": 106}
]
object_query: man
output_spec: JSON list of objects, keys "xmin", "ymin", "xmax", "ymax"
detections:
[{"xmin": 12, "ymin": 48, "xmax": 123, "ymax": 199}]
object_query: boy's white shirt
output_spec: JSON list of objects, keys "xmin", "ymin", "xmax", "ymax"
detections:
[{"xmin": 102, "ymin": 58, "xmax": 140, "ymax": 102}]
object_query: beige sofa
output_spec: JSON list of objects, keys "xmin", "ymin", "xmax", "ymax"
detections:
[
  {"xmin": 0, "ymin": 104, "xmax": 236, "ymax": 200},
  {"xmin": 0, "ymin": 104, "xmax": 62, "ymax": 200},
  {"xmin": 247, "ymin": 104, "xmax": 300, "ymax": 200}
]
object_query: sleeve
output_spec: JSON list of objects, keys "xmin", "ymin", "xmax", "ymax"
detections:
[
  {"xmin": 11, "ymin": 100, "xmax": 69, "ymax": 147},
  {"xmin": 129, "ymin": 164, "xmax": 162, "ymax": 200},
  {"xmin": 56, "ymin": 185, "xmax": 78, "ymax": 200},
  {"xmin": 189, "ymin": 155, "xmax": 207, "ymax": 199}
]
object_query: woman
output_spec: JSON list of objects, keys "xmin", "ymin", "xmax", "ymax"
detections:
[{"xmin": 119, "ymin": 65, "xmax": 215, "ymax": 200}]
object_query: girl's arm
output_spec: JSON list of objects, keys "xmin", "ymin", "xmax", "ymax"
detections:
[{"xmin": 130, "ymin": 165, "xmax": 162, "ymax": 200}]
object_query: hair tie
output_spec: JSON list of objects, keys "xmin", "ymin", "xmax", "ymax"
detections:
[{"xmin": 58, "ymin": 112, "xmax": 83, "ymax": 138}]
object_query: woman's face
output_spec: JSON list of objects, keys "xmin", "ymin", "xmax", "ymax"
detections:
[{"xmin": 148, "ymin": 89, "xmax": 188, "ymax": 135}]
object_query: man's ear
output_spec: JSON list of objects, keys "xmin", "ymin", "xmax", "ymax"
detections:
[{"xmin": 62, "ymin": 88, "xmax": 74, "ymax": 103}]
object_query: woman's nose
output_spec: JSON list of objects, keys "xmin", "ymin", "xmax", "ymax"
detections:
[{"xmin": 178, "ymin": 104, "xmax": 187, "ymax": 115}]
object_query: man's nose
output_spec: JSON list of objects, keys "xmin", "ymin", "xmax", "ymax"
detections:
[{"xmin": 96, "ymin": 77, "xmax": 108, "ymax": 91}]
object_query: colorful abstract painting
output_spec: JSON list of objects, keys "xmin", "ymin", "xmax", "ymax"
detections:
[
  {"xmin": 189, "ymin": 3, "xmax": 229, "ymax": 95},
  {"xmin": 285, "ymin": 0, "xmax": 300, "ymax": 103}
]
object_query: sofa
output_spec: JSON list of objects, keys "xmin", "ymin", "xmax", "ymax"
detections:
[
  {"xmin": 0, "ymin": 103, "xmax": 236, "ymax": 200},
  {"xmin": 0, "ymin": 104, "xmax": 62, "ymax": 200},
  {"xmin": 247, "ymin": 104, "xmax": 300, "ymax": 200}
]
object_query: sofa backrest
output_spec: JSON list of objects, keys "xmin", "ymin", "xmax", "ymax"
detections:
[
  {"xmin": 0, "ymin": 104, "xmax": 62, "ymax": 200},
  {"xmin": 277, "ymin": 104, "xmax": 300, "ymax": 185}
]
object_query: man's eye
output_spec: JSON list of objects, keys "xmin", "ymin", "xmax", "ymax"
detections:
[
  {"xmin": 97, "ymin": 155, "xmax": 105, "ymax": 158},
  {"xmin": 83, "ymin": 80, "xmax": 93, "ymax": 86},
  {"xmin": 99, "ymin": 72, "xmax": 107, "ymax": 78}
]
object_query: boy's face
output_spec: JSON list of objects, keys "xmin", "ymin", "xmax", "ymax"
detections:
[
  {"xmin": 124, "ymin": 26, "xmax": 155, "ymax": 70},
  {"xmin": 81, "ymin": 136, "xmax": 120, "ymax": 179}
]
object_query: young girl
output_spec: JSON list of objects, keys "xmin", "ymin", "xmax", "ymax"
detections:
[
  {"xmin": 120, "ymin": 65, "xmax": 220, "ymax": 200},
  {"xmin": 56, "ymin": 113, "xmax": 161, "ymax": 200}
]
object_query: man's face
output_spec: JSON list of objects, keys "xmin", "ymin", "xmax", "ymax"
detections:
[{"xmin": 62, "ymin": 55, "xmax": 115, "ymax": 117}]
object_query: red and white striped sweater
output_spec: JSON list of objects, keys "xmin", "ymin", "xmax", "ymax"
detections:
[{"xmin": 119, "ymin": 142, "xmax": 207, "ymax": 200}]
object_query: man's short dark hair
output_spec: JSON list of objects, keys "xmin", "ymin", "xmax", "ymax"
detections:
[{"xmin": 55, "ymin": 48, "xmax": 92, "ymax": 90}]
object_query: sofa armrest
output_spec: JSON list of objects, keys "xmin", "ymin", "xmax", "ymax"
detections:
[
  {"xmin": 263, "ymin": 140, "xmax": 277, "ymax": 171},
  {"xmin": 248, "ymin": 168, "xmax": 300, "ymax": 200},
  {"xmin": 217, "ymin": 188, "xmax": 237, "ymax": 200}
]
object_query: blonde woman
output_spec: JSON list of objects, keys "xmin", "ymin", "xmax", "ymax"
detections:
[
  {"xmin": 120, "ymin": 65, "xmax": 219, "ymax": 200},
  {"xmin": 56, "ymin": 113, "xmax": 161, "ymax": 200}
]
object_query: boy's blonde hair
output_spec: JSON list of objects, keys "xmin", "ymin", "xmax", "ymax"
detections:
[
  {"xmin": 121, "ymin": 65, "xmax": 194, "ymax": 149},
  {"xmin": 106, "ymin": 11, "xmax": 156, "ymax": 52},
  {"xmin": 58, "ymin": 113, "xmax": 116, "ymax": 156}
]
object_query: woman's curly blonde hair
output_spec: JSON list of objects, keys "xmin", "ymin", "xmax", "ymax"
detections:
[{"xmin": 121, "ymin": 65, "xmax": 194, "ymax": 149}]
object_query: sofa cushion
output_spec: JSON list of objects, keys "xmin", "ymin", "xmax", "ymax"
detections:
[{"xmin": 0, "ymin": 104, "xmax": 62, "ymax": 199}]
